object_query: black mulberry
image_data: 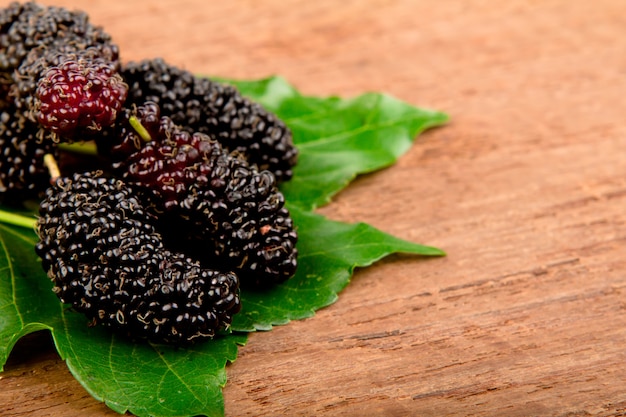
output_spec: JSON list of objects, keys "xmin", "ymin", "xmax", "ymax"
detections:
[
  {"xmin": 0, "ymin": 104, "xmax": 57, "ymax": 201},
  {"xmin": 35, "ymin": 171, "xmax": 241, "ymax": 344},
  {"xmin": 0, "ymin": 2, "xmax": 118, "ymax": 76},
  {"xmin": 0, "ymin": 2, "xmax": 47, "ymax": 72},
  {"xmin": 101, "ymin": 102, "xmax": 298, "ymax": 288},
  {"xmin": 122, "ymin": 58, "xmax": 298, "ymax": 182}
]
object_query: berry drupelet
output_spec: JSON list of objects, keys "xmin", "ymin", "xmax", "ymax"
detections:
[
  {"xmin": 35, "ymin": 171, "xmax": 241, "ymax": 344},
  {"xmin": 121, "ymin": 58, "xmax": 298, "ymax": 182},
  {"xmin": 100, "ymin": 102, "xmax": 298, "ymax": 288}
]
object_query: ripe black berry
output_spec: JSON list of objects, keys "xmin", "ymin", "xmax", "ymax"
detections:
[
  {"xmin": 35, "ymin": 171, "xmax": 241, "ymax": 344},
  {"xmin": 0, "ymin": 2, "xmax": 118, "ymax": 76},
  {"xmin": 122, "ymin": 58, "xmax": 298, "ymax": 182}
]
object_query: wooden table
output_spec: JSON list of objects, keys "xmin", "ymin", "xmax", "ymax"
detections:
[{"xmin": 3, "ymin": 0, "xmax": 626, "ymax": 415}]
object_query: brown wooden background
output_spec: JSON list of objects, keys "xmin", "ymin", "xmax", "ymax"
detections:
[{"xmin": 2, "ymin": 0, "xmax": 626, "ymax": 416}]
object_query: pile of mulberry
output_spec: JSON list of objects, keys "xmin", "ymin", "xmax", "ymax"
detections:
[
  {"xmin": 102, "ymin": 102, "xmax": 298, "ymax": 288},
  {"xmin": 35, "ymin": 171, "xmax": 241, "ymax": 344},
  {"xmin": 1, "ymin": 1, "xmax": 302, "ymax": 344},
  {"xmin": 122, "ymin": 58, "xmax": 298, "ymax": 182}
]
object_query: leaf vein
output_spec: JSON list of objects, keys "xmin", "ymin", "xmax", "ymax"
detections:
[
  {"xmin": 281, "ymin": 104, "xmax": 341, "ymax": 124},
  {"xmin": 295, "ymin": 114, "xmax": 436, "ymax": 150},
  {"xmin": 152, "ymin": 346, "xmax": 205, "ymax": 406},
  {"xmin": 0, "ymin": 227, "xmax": 24, "ymax": 329},
  {"xmin": 107, "ymin": 334, "xmax": 133, "ymax": 405},
  {"xmin": 298, "ymin": 242, "xmax": 398, "ymax": 259},
  {"xmin": 0, "ymin": 223, "xmax": 38, "ymax": 246}
]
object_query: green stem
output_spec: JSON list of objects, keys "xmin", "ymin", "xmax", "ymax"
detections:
[
  {"xmin": 0, "ymin": 209, "xmax": 37, "ymax": 230},
  {"xmin": 129, "ymin": 116, "xmax": 152, "ymax": 142},
  {"xmin": 57, "ymin": 141, "xmax": 99, "ymax": 155}
]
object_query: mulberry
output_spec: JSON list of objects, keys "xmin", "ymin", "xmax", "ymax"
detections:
[
  {"xmin": 1, "ymin": 2, "xmax": 121, "ymax": 124},
  {"xmin": 0, "ymin": 104, "xmax": 57, "ymax": 201},
  {"xmin": 101, "ymin": 102, "xmax": 298, "ymax": 288},
  {"xmin": 0, "ymin": 2, "xmax": 46, "ymax": 72},
  {"xmin": 35, "ymin": 171, "xmax": 241, "ymax": 344},
  {"xmin": 122, "ymin": 58, "xmax": 298, "ymax": 182},
  {"xmin": 0, "ymin": 2, "xmax": 118, "ymax": 76},
  {"xmin": 32, "ymin": 49, "xmax": 128, "ymax": 141}
]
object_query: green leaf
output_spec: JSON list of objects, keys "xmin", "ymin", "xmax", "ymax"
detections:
[
  {"xmin": 225, "ymin": 76, "xmax": 449, "ymax": 210},
  {"xmin": 0, "ymin": 223, "xmax": 58, "ymax": 370},
  {"xmin": 0, "ymin": 76, "xmax": 447, "ymax": 417},
  {"xmin": 233, "ymin": 204, "xmax": 444, "ymax": 331},
  {"xmin": 53, "ymin": 316, "xmax": 246, "ymax": 417}
]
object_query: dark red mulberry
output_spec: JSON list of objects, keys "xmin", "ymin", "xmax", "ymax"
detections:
[
  {"xmin": 33, "ymin": 50, "xmax": 128, "ymax": 141},
  {"xmin": 35, "ymin": 171, "xmax": 241, "ymax": 344}
]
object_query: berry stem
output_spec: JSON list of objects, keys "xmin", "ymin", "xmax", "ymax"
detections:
[
  {"xmin": 0, "ymin": 209, "xmax": 37, "ymax": 230},
  {"xmin": 58, "ymin": 141, "xmax": 98, "ymax": 155},
  {"xmin": 129, "ymin": 116, "xmax": 152, "ymax": 142},
  {"xmin": 44, "ymin": 154, "xmax": 61, "ymax": 183}
]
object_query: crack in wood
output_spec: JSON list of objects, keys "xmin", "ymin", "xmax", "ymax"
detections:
[
  {"xmin": 440, "ymin": 257, "xmax": 580, "ymax": 293},
  {"xmin": 327, "ymin": 329, "xmax": 403, "ymax": 343}
]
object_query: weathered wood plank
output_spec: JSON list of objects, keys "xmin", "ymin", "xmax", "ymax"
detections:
[{"xmin": 2, "ymin": 0, "xmax": 626, "ymax": 415}]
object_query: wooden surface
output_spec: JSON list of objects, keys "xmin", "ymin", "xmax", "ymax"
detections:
[{"xmin": 2, "ymin": 0, "xmax": 626, "ymax": 416}]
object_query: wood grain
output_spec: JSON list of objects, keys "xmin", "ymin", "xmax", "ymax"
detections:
[{"xmin": 2, "ymin": 0, "xmax": 626, "ymax": 415}]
